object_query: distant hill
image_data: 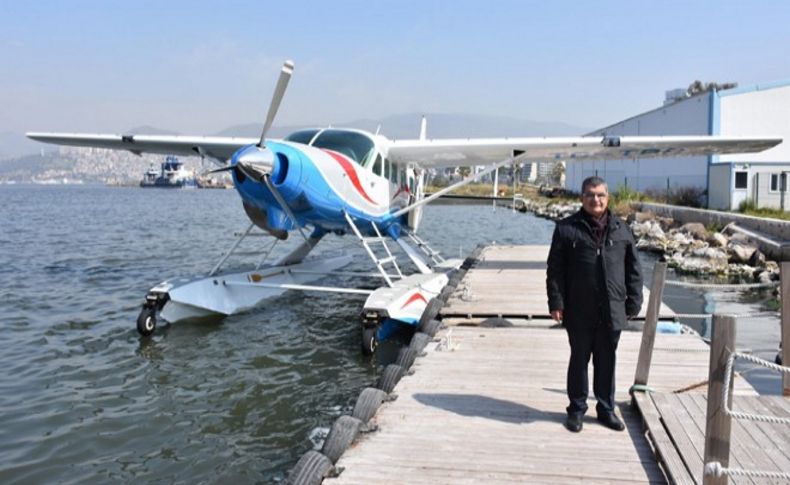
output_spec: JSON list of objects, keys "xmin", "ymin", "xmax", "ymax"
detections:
[{"xmin": 126, "ymin": 125, "xmax": 181, "ymax": 135}]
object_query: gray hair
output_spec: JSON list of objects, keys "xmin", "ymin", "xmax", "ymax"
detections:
[{"xmin": 581, "ymin": 176, "xmax": 607, "ymax": 194}]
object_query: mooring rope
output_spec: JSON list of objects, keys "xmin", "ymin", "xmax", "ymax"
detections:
[
  {"xmin": 721, "ymin": 352, "xmax": 790, "ymax": 425},
  {"xmin": 705, "ymin": 461, "xmax": 790, "ymax": 480},
  {"xmin": 664, "ymin": 280, "xmax": 779, "ymax": 290},
  {"xmin": 655, "ymin": 311, "xmax": 780, "ymax": 320}
]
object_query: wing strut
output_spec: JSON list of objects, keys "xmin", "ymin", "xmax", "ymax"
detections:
[{"xmin": 391, "ymin": 154, "xmax": 522, "ymax": 218}]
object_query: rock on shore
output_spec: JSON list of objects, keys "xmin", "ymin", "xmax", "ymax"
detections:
[{"xmin": 520, "ymin": 199, "xmax": 778, "ymax": 282}]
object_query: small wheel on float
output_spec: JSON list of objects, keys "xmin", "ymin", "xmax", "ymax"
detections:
[
  {"xmin": 361, "ymin": 326, "xmax": 378, "ymax": 355},
  {"xmin": 136, "ymin": 306, "xmax": 157, "ymax": 336}
]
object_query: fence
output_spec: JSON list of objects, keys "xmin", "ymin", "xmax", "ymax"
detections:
[{"xmin": 633, "ymin": 261, "xmax": 790, "ymax": 484}]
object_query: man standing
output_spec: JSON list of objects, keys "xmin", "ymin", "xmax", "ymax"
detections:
[{"xmin": 546, "ymin": 176, "xmax": 643, "ymax": 432}]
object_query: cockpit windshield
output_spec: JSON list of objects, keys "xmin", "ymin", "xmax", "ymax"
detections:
[
  {"xmin": 284, "ymin": 128, "xmax": 377, "ymax": 167},
  {"xmin": 284, "ymin": 129, "xmax": 320, "ymax": 145}
]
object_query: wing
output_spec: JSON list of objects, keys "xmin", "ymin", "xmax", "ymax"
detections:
[
  {"xmin": 26, "ymin": 132, "xmax": 260, "ymax": 162},
  {"xmin": 387, "ymin": 135, "xmax": 782, "ymax": 168}
]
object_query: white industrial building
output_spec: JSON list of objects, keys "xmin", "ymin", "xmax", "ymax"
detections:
[{"xmin": 564, "ymin": 80, "xmax": 790, "ymax": 210}]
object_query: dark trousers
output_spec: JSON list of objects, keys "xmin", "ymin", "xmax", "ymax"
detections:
[{"xmin": 565, "ymin": 325, "xmax": 621, "ymax": 416}]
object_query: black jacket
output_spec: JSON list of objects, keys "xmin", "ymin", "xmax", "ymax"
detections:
[{"xmin": 546, "ymin": 209, "xmax": 643, "ymax": 331}]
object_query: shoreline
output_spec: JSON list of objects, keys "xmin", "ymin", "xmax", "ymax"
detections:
[{"xmin": 513, "ymin": 197, "xmax": 781, "ymax": 286}]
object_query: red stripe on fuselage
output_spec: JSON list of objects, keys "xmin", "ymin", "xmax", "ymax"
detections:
[
  {"xmin": 400, "ymin": 292, "xmax": 428, "ymax": 310},
  {"xmin": 321, "ymin": 149, "xmax": 378, "ymax": 206},
  {"xmin": 392, "ymin": 185, "xmax": 411, "ymax": 200}
]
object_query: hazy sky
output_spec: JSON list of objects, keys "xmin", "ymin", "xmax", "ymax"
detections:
[{"xmin": 3, "ymin": 0, "xmax": 789, "ymax": 135}]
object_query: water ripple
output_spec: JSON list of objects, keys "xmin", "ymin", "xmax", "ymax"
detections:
[{"xmin": 0, "ymin": 185, "xmax": 555, "ymax": 483}]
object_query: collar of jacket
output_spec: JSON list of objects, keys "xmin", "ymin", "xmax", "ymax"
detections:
[{"xmin": 571, "ymin": 209, "xmax": 620, "ymax": 236}]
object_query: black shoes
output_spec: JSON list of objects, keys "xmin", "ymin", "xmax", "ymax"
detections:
[
  {"xmin": 564, "ymin": 414, "xmax": 583, "ymax": 432},
  {"xmin": 597, "ymin": 412, "xmax": 625, "ymax": 431},
  {"xmin": 565, "ymin": 412, "xmax": 624, "ymax": 432}
]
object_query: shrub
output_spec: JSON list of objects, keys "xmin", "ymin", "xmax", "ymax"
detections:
[{"xmin": 668, "ymin": 186, "xmax": 705, "ymax": 208}]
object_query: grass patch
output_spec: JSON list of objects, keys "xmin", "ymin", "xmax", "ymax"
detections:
[
  {"xmin": 608, "ymin": 185, "xmax": 652, "ymax": 217},
  {"xmin": 737, "ymin": 200, "xmax": 790, "ymax": 221},
  {"xmin": 425, "ymin": 183, "xmax": 578, "ymax": 203}
]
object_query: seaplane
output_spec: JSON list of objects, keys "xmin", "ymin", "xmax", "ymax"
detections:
[{"xmin": 28, "ymin": 60, "xmax": 782, "ymax": 354}]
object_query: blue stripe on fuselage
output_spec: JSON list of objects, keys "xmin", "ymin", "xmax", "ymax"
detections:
[{"xmin": 231, "ymin": 141, "xmax": 401, "ymax": 237}]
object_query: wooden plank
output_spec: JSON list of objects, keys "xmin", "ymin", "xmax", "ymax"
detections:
[
  {"xmin": 633, "ymin": 392, "xmax": 696, "ymax": 484},
  {"xmin": 728, "ymin": 396, "xmax": 790, "ymax": 474},
  {"xmin": 651, "ymin": 393, "xmax": 705, "ymax": 484},
  {"xmin": 441, "ymin": 245, "xmax": 674, "ymax": 319},
  {"xmin": 325, "ymin": 246, "xmax": 767, "ymax": 485},
  {"xmin": 756, "ymin": 396, "xmax": 790, "ymax": 450},
  {"xmin": 635, "ymin": 262, "xmax": 668, "ymax": 387},
  {"xmin": 682, "ymin": 393, "xmax": 759, "ymax": 485}
]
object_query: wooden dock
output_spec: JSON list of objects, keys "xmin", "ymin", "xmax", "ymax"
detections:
[
  {"xmin": 322, "ymin": 245, "xmax": 788, "ymax": 484},
  {"xmin": 438, "ymin": 244, "xmax": 672, "ymax": 321}
]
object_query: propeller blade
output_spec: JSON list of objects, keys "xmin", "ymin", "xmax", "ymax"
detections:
[
  {"xmin": 258, "ymin": 60, "xmax": 294, "ymax": 147},
  {"xmin": 203, "ymin": 165, "xmax": 235, "ymax": 175}
]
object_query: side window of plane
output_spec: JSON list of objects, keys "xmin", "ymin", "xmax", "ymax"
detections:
[
  {"xmin": 372, "ymin": 154, "xmax": 383, "ymax": 176},
  {"xmin": 384, "ymin": 158, "xmax": 391, "ymax": 181},
  {"xmin": 387, "ymin": 159, "xmax": 398, "ymax": 183}
]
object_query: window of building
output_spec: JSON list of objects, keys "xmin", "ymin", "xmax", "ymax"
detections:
[
  {"xmin": 771, "ymin": 173, "xmax": 788, "ymax": 193},
  {"xmin": 734, "ymin": 171, "xmax": 748, "ymax": 189}
]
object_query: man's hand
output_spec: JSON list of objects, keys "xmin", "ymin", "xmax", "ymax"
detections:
[{"xmin": 551, "ymin": 310, "xmax": 563, "ymax": 322}]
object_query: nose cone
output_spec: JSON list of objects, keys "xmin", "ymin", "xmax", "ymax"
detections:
[{"xmin": 234, "ymin": 145, "xmax": 275, "ymax": 180}]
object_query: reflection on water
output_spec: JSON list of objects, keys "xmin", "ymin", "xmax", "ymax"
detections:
[{"xmin": 0, "ymin": 185, "xmax": 782, "ymax": 483}]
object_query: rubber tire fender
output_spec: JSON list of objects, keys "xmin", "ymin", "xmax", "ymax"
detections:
[
  {"xmin": 438, "ymin": 286, "xmax": 454, "ymax": 303},
  {"xmin": 420, "ymin": 319, "xmax": 442, "ymax": 337},
  {"xmin": 395, "ymin": 345, "xmax": 417, "ymax": 369},
  {"xmin": 321, "ymin": 415, "xmax": 363, "ymax": 464},
  {"xmin": 409, "ymin": 332, "xmax": 431, "ymax": 353},
  {"xmin": 377, "ymin": 364, "xmax": 406, "ymax": 393},
  {"xmin": 396, "ymin": 332, "xmax": 431, "ymax": 369},
  {"xmin": 418, "ymin": 298, "xmax": 442, "ymax": 329},
  {"xmin": 285, "ymin": 450, "xmax": 333, "ymax": 485},
  {"xmin": 447, "ymin": 271, "xmax": 465, "ymax": 287},
  {"xmin": 352, "ymin": 387, "xmax": 387, "ymax": 423}
]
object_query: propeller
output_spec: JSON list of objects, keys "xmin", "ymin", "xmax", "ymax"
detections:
[
  {"xmin": 203, "ymin": 60, "xmax": 294, "ymax": 180},
  {"xmin": 258, "ymin": 60, "xmax": 294, "ymax": 148},
  {"xmin": 237, "ymin": 60, "xmax": 295, "ymax": 179}
]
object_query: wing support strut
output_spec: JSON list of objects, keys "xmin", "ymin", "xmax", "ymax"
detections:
[{"xmin": 391, "ymin": 154, "xmax": 523, "ymax": 218}]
